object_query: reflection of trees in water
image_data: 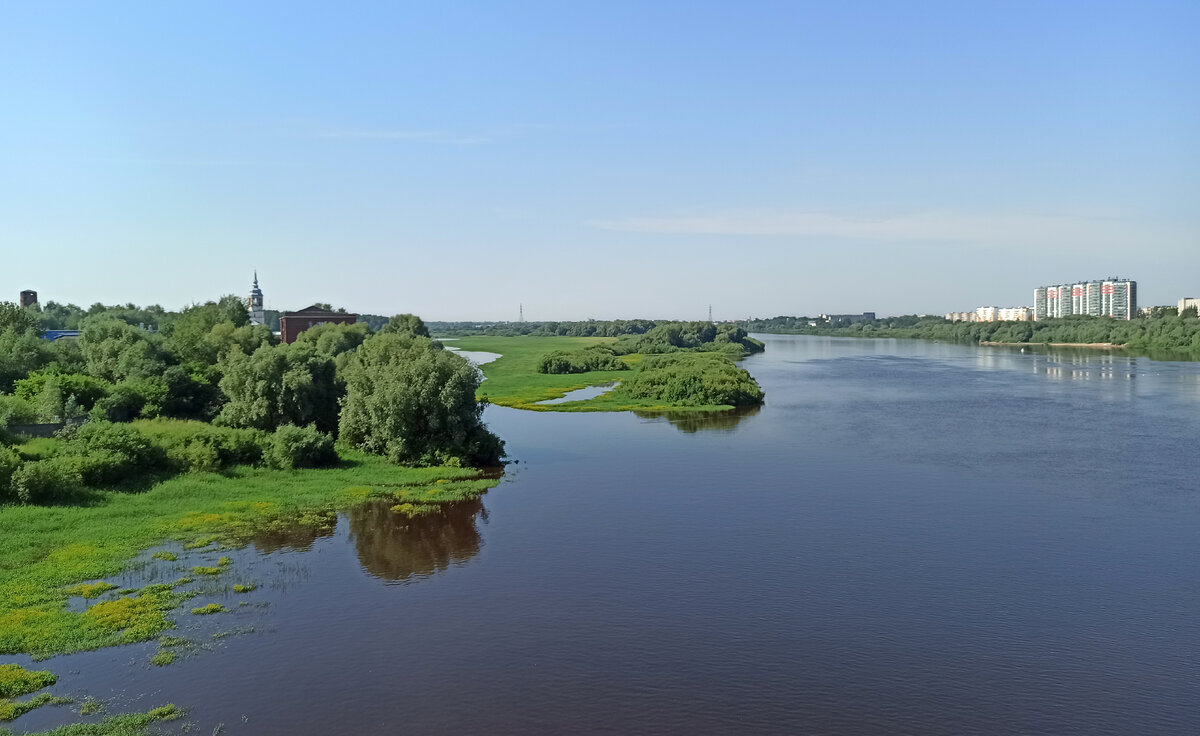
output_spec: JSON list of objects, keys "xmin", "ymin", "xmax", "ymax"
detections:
[
  {"xmin": 349, "ymin": 499, "xmax": 485, "ymax": 582},
  {"xmin": 251, "ymin": 510, "xmax": 338, "ymax": 553},
  {"xmin": 634, "ymin": 404, "xmax": 761, "ymax": 433}
]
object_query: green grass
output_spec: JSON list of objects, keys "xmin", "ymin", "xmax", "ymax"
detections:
[
  {"xmin": 148, "ymin": 650, "xmax": 175, "ymax": 666},
  {"xmin": 0, "ymin": 664, "xmax": 56, "ymax": 698},
  {"xmin": 149, "ymin": 551, "xmax": 176, "ymax": 562},
  {"xmin": 453, "ymin": 336, "xmax": 736, "ymax": 412},
  {"xmin": 13, "ymin": 438, "xmax": 61, "ymax": 462},
  {"xmin": 0, "ymin": 693, "xmax": 73, "ymax": 722},
  {"xmin": 63, "ymin": 583, "xmax": 119, "ymax": 600},
  {"xmin": 0, "ymin": 703, "xmax": 181, "ymax": 735},
  {"xmin": 0, "ymin": 448, "xmax": 497, "ymax": 659},
  {"xmin": 189, "ymin": 604, "xmax": 225, "ymax": 616},
  {"xmin": 231, "ymin": 583, "xmax": 256, "ymax": 594},
  {"xmin": 189, "ymin": 566, "xmax": 223, "ymax": 576}
]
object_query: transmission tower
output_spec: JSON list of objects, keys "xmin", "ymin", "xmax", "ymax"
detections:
[
  {"xmin": 519, "ymin": 303, "xmax": 524, "ymax": 323},
  {"xmin": 709, "ymin": 304, "xmax": 713, "ymax": 322}
]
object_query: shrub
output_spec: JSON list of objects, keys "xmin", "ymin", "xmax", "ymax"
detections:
[
  {"xmin": 134, "ymin": 419, "xmax": 269, "ymax": 472},
  {"xmin": 0, "ymin": 446, "xmax": 21, "ymax": 503},
  {"xmin": 11, "ymin": 457, "xmax": 84, "ymax": 504},
  {"xmin": 536, "ymin": 346, "xmax": 628, "ymax": 374},
  {"xmin": 266, "ymin": 424, "xmax": 337, "ymax": 469},
  {"xmin": 619, "ymin": 354, "xmax": 765, "ymax": 407},
  {"xmin": 61, "ymin": 422, "xmax": 167, "ymax": 486},
  {"xmin": 95, "ymin": 378, "xmax": 168, "ymax": 422}
]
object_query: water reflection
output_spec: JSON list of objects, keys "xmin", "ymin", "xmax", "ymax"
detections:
[
  {"xmin": 349, "ymin": 499, "xmax": 485, "ymax": 582},
  {"xmin": 634, "ymin": 405, "xmax": 761, "ymax": 433}
]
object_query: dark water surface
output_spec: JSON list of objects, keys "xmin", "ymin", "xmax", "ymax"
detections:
[{"xmin": 13, "ymin": 335, "xmax": 1200, "ymax": 735}]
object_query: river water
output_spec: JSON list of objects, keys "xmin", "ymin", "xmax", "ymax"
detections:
[{"xmin": 12, "ymin": 335, "xmax": 1200, "ymax": 735}]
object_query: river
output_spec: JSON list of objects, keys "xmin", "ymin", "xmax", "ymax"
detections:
[{"xmin": 12, "ymin": 335, "xmax": 1200, "ymax": 735}]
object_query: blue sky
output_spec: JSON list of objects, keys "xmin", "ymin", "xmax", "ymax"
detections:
[{"xmin": 2, "ymin": 1, "xmax": 1196, "ymax": 320}]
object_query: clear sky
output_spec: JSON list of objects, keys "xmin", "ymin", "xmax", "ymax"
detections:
[{"xmin": 2, "ymin": 1, "xmax": 1197, "ymax": 320}]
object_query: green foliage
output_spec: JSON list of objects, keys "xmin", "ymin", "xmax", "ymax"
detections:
[
  {"xmin": 0, "ymin": 395, "xmax": 38, "ymax": 432},
  {"xmin": 292, "ymin": 321, "xmax": 371, "ymax": 356},
  {"xmin": 94, "ymin": 378, "xmax": 168, "ymax": 422},
  {"xmin": 339, "ymin": 333, "xmax": 504, "ymax": 466},
  {"xmin": 216, "ymin": 343, "xmax": 340, "ymax": 433},
  {"xmin": 79, "ymin": 319, "xmax": 167, "ymax": 383},
  {"xmin": 15, "ymin": 371, "xmax": 113, "ymax": 412},
  {"xmin": 743, "ymin": 312, "xmax": 1200, "ymax": 355},
  {"xmin": 10, "ymin": 458, "xmax": 84, "ymax": 505},
  {"xmin": 537, "ymin": 345, "xmax": 630, "ymax": 374},
  {"xmin": 164, "ymin": 296, "xmax": 252, "ymax": 364},
  {"xmin": 134, "ymin": 419, "xmax": 269, "ymax": 472},
  {"xmin": 58, "ymin": 422, "xmax": 167, "ymax": 488},
  {"xmin": 0, "ymin": 302, "xmax": 42, "ymax": 336},
  {"xmin": 0, "ymin": 329, "xmax": 54, "ymax": 392},
  {"xmin": 0, "ymin": 663, "xmax": 57, "ymax": 698},
  {"xmin": 4, "ymin": 704, "xmax": 181, "ymax": 735},
  {"xmin": 616, "ymin": 322, "xmax": 764, "ymax": 356},
  {"xmin": 190, "ymin": 603, "xmax": 226, "ymax": 615},
  {"xmin": 618, "ymin": 353, "xmax": 765, "ymax": 407},
  {"xmin": 0, "ymin": 693, "xmax": 73, "ymax": 722},
  {"xmin": 266, "ymin": 424, "xmax": 338, "ymax": 469},
  {"xmin": 0, "ymin": 448, "xmax": 20, "ymax": 504},
  {"xmin": 379, "ymin": 313, "xmax": 430, "ymax": 338}
]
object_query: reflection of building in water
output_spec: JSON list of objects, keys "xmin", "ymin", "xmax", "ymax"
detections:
[
  {"xmin": 349, "ymin": 499, "xmax": 484, "ymax": 582},
  {"xmin": 634, "ymin": 405, "xmax": 761, "ymax": 433}
]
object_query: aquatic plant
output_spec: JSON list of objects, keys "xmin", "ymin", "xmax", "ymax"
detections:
[
  {"xmin": 0, "ymin": 692, "xmax": 73, "ymax": 722},
  {"xmin": 150, "ymin": 551, "xmax": 177, "ymax": 561},
  {"xmin": 190, "ymin": 566, "xmax": 223, "ymax": 576},
  {"xmin": 63, "ymin": 582, "xmax": 118, "ymax": 600},
  {"xmin": 190, "ymin": 603, "xmax": 225, "ymax": 615},
  {"xmin": 78, "ymin": 697, "xmax": 103, "ymax": 716},
  {"xmin": 231, "ymin": 583, "xmax": 256, "ymax": 593},
  {"xmin": 0, "ymin": 664, "xmax": 56, "ymax": 698},
  {"xmin": 149, "ymin": 650, "xmax": 175, "ymax": 666}
]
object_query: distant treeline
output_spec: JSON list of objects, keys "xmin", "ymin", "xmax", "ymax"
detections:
[
  {"xmin": 433, "ymin": 320, "xmax": 765, "ymax": 355},
  {"xmin": 742, "ymin": 309, "xmax": 1200, "ymax": 354}
]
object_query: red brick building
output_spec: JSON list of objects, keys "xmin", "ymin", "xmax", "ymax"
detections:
[{"xmin": 279, "ymin": 305, "xmax": 359, "ymax": 344}]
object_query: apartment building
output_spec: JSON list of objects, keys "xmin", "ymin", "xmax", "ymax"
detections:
[{"xmin": 1033, "ymin": 279, "xmax": 1137, "ymax": 321}]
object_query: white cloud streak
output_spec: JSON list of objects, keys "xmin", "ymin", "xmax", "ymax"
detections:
[{"xmin": 589, "ymin": 208, "xmax": 1194, "ymax": 254}]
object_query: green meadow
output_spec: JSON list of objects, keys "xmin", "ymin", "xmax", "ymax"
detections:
[{"xmin": 452, "ymin": 336, "xmax": 744, "ymax": 412}]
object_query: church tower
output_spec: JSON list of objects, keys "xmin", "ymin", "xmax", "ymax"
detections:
[{"xmin": 247, "ymin": 272, "xmax": 265, "ymax": 326}]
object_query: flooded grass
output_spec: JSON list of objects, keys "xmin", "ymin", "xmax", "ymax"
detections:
[
  {"xmin": 61, "ymin": 583, "xmax": 118, "ymax": 600},
  {"xmin": 0, "ymin": 704, "xmax": 182, "ymax": 735},
  {"xmin": 0, "ymin": 665, "xmax": 56, "ymax": 698},
  {"xmin": 190, "ymin": 566, "xmax": 223, "ymax": 577},
  {"xmin": 453, "ymin": 336, "xmax": 736, "ymax": 412},
  {"xmin": 148, "ymin": 650, "xmax": 176, "ymax": 667},
  {"xmin": 0, "ymin": 448, "xmax": 499, "ymax": 660},
  {"xmin": 150, "ymin": 552, "xmax": 177, "ymax": 562},
  {"xmin": 190, "ymin": 604, "xmax": 226, "ymax": 616},
  {"xmin": 0, "ymin": 693, "xmax": 73, "ymax": 722},
  {"xmin": 231, "ymin": 584, "xmax": 256, "ymax": 594}
]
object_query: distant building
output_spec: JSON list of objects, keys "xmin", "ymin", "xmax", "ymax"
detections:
[
  {"xmin": 821, "ymin": 312, "xmax": 876, "ymax": 324},
  {"xmin": 1033, "ymin": 278, "xmax": 1137, "ymax": 321},
  {"xmin": 279, "ymin": 305, "xmax": 358, "ymax": 344},
  {"xmin": 997, "ymin": 307, "xmax": 1032, "ymax": 322},
  {"xmin": 1178, "ymin": 297, "xmax": 1200, "ymax": 314},
  {"xmin": 945, "ymin": 311, "xmax": 976, "ymax": 322},
  {"xmin": 19, "ymin": 290, "xmax": 37, "ymax": 308},
  {"xmin": 247, "ymin": 273, "xmax": 266, "ymax": 326}
]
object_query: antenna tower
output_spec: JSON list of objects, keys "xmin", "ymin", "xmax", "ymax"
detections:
[
  {"xmin": 519, "ymin": 303, "xmax": 524, "ymax": 323},
  {"xmin": 709, "ymin": 304, "xmax": 713, "ymax": 322}
]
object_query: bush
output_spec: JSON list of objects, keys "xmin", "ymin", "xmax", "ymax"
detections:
[
  {"xmin": 95, "ymin": 378, "xmax": 168, "ymax": 422},
  {"xmin": 619, "ymin": 354, "xmax": 765, "ymax": 407},
  {"xmin": 536, "ymin": 346, "xmax": 629, "ymax": 374},
  {"xmin": 0, "ymin": 446, "xmax": 21, "ymax": 503},
  {"xmin": 60, "ymin": 422, "xmax": 167, "ymax": 486},
  {"xmin": 134, "ymin": 419, "xmax": 270, "ymax": 472},
  {"xmin": 11, "ymin": 457, "xmax": 84, "ymax": 504},
  {"xmin": 266, "ymin": 424, "xmax": 337, "ymax": 469}
]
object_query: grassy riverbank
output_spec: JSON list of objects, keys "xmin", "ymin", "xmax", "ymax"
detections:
[
  {"xmin": 453, "ymin": 336, "xmax": 757, "ymax": 412},
  {"xmin": 0, "ymin": 449, "xmax": 496, "ymax": 661}
]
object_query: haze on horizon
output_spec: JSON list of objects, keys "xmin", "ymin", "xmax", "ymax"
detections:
[{"xmin": 2, "ymin": 1, "xmax": 1196, "ymax": 321}]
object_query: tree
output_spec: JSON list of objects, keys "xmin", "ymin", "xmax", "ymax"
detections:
[
  {"xmin": 165, "ymin": 296, "xmax": 251, "ymax": 365},
  {"xmin": 216, "ymin": 344, "xmax": 339, "ymax": 433},
  {"xmin": 379, "ymin": 314, "xmax": 430, "ymax": 338},
  {"xmin": 79, "ymin": 318, "xmax": 167, "ymax": 383},
  {"xmin": 0, "ymin": 329, "xmax": 53, "ymax": 391},
  {"xmin": 339, "ymin": 333, "xmax": 503, "ymax": 466},
  {"xmin": 0, "ymin": 301, "xmax": 42, "ymax": 335}
]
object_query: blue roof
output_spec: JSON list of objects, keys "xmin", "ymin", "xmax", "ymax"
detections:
[{"xmin": 41, "ymin": 330, "xmax": 80, "ymax": 341}]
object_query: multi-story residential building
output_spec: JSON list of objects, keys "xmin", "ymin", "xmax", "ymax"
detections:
[
  {"xmin": 997, "ymin": 307, "xmax": 1032, "ymax": 321},
  {"xmin": 1178, "ymin": 297, "xmax": 1200, "ymax": 314},
  {"xmin": 945, "ymin": 311, "xmax": 976, "ymax": 322},
  {"xmin": 1033, "ymin": 279, "xmax": 1136, "ymax": 320}
]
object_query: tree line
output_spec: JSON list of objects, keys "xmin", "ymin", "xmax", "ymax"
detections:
[
  {"xmin": 1, "ymin": 299, "xmax": 503, "ymax": 505},
  {"xmin": 742, "ymin": 310, "xmax": 1200, "ymax": 354}
]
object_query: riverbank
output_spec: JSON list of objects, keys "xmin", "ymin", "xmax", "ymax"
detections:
[
  {"xmin": 978, "ymin": 341, "xmax": 1127, "ymax": 349},
  {"xmin": 0, "ymin": 447, "xmax": 497, "ymax": 731},
  {"xmin": 452, "ymin": 336, "xmax": 762, "ymax": 412}
]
